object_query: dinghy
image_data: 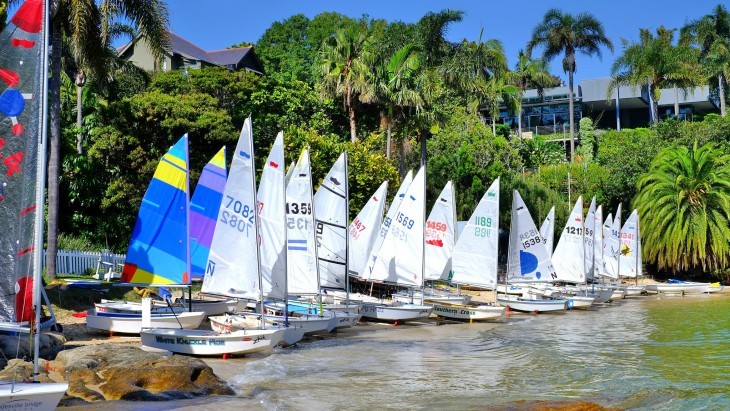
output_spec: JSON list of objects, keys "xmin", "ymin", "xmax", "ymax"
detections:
[{"xmin": 140, "ymin": 327, "xmax": 284, "ymax": 356}]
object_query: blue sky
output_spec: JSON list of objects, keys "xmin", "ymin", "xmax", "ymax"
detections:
[{"xmin": 166, "ymin": 0, "xmax": 709, "ymax": 83}]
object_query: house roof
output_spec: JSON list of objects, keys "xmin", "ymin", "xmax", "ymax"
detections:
[{"xmin": 119, "ymin": 31, "xmax": 263, "ymax": 73}]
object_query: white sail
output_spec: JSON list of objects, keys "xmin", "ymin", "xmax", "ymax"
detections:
[
  {"xmin": 348, "ymin": 181, "xmax": 388, "ymax": 279},
  {"xmin": 584, "ymin": 197, "xmax": 596, "ymax": 279},
  {"xmin": 424, "ymin": 181, "xmax": 456, "ymax": 281},
  {"xmin": 258, "ymin": 132, "xmax": 287, "ymax": 299},
  {"xmin": 602, "ymin": 212, "xmax": 619, "ymax": 279},
  {"xmin": 593, "ymin": 205, "xmax": 604, "ymax": 280},
  {"xmin": 286, "ymin": 148, "xmax": 319, "ymax": 295},
  {"xmin": 451, "ymin": 178, "xmax": 499, "ymax": 288},
  {"xmin": 552, "ymin": 196, "xmax": 585, "ymax": 283},
  {"xmin": 539, "ymin": 206, "xmax": 555, "ymax": 253},
  {"xmin": 203, "ymin": 118, "xmax": 260, "ymax": 299},
  {"xmin": 314, "ymin": 153, "xmax": 348, "ymax": 289},
  {"xmin": 369, "ymin": 166, "xmax": 426, "ymax": 286},
  {"xmin": 619, "ymin": 209, "xmax": 640, "ymax": 277},
  {"xmin": 507, "ymin": 191, "xmax": 557, "ymax": 283},
  {"xmin": 365, "ymin": 170, "xmax": 414, "ymax": 279},
  {"xmin": 285, "ymin": 161, "xmax": 296, "ymax": 185}
]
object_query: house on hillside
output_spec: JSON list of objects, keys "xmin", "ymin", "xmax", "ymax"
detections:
[{"xmin": 118, "ymin": 31, "xmax": 264, "ymax": 75}]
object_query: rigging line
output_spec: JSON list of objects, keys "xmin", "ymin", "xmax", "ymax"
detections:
[
  {"xmin": 318, "ymin": 257, "xmax": 346, "ymax": 266},
  {"xmin": 316, "ymin": 220, "xmax": 347, "ymax": 230}
]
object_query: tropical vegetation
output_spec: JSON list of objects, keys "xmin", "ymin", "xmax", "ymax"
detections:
[{"xmin": 11, "ymin": 2, "xmax": 730, "ymax": 281}]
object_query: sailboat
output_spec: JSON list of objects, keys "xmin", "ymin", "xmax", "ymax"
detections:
[
  {"xmin": 161, "ymin": 147, "xmax": 240, "ymax": 315},
  {"xmin": 619, "ymin": 209, "xmax": 648, "ymax": 296},
  {"xmin": 431, "ymin": 178, "xmax": 506, "ymax": 321},
  {"xmin": 85, "ymin": 135, "xmax": 206, "ymax": 334},
  {"xmin": 498, "ymin": 190, "xmax": 568, "ymax": 313},
  {"xmin": 363, "ymin": 166, "xmax": 433, "ymax": 322},
  {"xmin": 1, "ymin": 0, "xmax": 67, "ymax": 406},
  {"xmin": 141, "ymin": 118, "xmax": 284, "ymax": 355}
]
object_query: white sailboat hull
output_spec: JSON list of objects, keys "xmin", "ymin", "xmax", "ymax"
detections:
[
  {"xmin": 141, "ymin": 328, "xmax": 283, "ymax": 356},
  {"xmin": 431, "ymin": 303, "xmax": 505, "ymax": 321},
  {"xmin": 96, "ymin": 300, "xmax": 185, "ymax": 314},
  {"xmin": 208, "ymin": 314, "xmax": 305, "ymax": 346},
  {"xmin": 646, "ymin": 282, "xmax": 711, "ymax": 294},
  {"xmin": 85, "ymin": 310, "xmax": 206, "ymax": 334},
  {"xmin": 564, "ymin": 295, "xmax": 595, "ymax": 309},
  {"xmin": 0, "ymin": 382, "xmax": 68, "ymax": 411},
  {"xmin": 359, "ymin": 303, "xmax": 432, "ymax": 322},
  {"xmin": 154, "ymin": 298, "xmax": 242, "ymax": 316},
  {"xmin": 496, "ymin": 296, "xmax": 568, "ymax": 313},
  {"xmin": 625, "ymin": 285, "xmax": 646, "ymax": 296}
]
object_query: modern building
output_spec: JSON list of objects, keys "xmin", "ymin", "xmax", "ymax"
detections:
[
  {"xmin": 492, "ymin": 78, "xmax": 720, "ymax": 135},
  {"xmin": 118, "ymin": 31, "xmax": 265, "ymax": 75}
]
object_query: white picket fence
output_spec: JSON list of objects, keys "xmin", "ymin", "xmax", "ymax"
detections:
[{"xmin": 44, "ymin": 249, "xmax": 125, "ymax": 275}]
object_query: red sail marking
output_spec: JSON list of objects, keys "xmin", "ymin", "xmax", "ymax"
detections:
[
  {"xmin": 269, "ymin": 161, "xmax": 279, "ymax": 168},
  {"xmin": 4, "ymin": 152, "xmax": 24, "ymax": 176},
  {"xmin": 10, "ymin": 0, "xmax": 43, "ymax": 34},
  {"xmin": 373, "ymin": 196, "xmax": 378, "ymax": 201},
  {"xmin": 19, "ymin": 204, "xmax": 36, "ymax": 216},
  {"xmin": 426, "ymin": 239, "xmax": 444, "ymax": 247},
  {"xmin": 17, "ymin": 246, "xmax": 34, "ymax": 256},
  {"xmin": 11, "ymin": 38, "xmax": 36, "ymax": 48},
  {"xmin": 0, "ymin": 69, "xmax": 20, "ymax": 87}
]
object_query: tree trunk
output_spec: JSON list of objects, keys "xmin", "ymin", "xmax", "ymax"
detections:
[
  {"xmin": 46, "ymin": 20, "xmax": 62, "ymax": 280},
  {"xmin": 720, "ymin": 74, "xmax": 726, "ymax": 117},
  {"xmin": 399, "ymin": 138, "xmax": 406, "ymax": 178},
  {"xmin": 651, "ymin": 85, "xmax": 659, "ymax": 126},
  {"xmin": 75, "ymin": 70, "xmax": 84, "ymax": 154},
  {"xmin": 517, "ymin": 104, "xmax": 522, "ymax": 138},
  {"xmin": 346, "ymin": 88, "xmax": 357, "ymax": 142},
  {"xmin": 492, "ymin": 119, "xmax": 496, "ymax": 136},
  {"xmin": 386, "ymin": 123, "xmax": 392, "ymax": 159},
  {"xmin": 673, "ymin": 86, "xmax": 679, "ymax": 118},
  {"xmin": 419, "ymin": 130, "xmax": 427, "ymax": 167},
  {"xmin": 568, "ymin": 72, "xmax": 575, "ymax": 162}
]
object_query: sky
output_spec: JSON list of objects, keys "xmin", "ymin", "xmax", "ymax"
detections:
[{"xmin": 165, "ymin": 0, "xmax": 710, "ymax": 83}]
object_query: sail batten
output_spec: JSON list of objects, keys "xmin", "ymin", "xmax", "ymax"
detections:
[
  {"xmin": 314, "ymin": 153, "xmax": 348, "ymax": 289},
  {"xmin": 348, "ymin": 181, "xmax": 388, "ymax": 279}
]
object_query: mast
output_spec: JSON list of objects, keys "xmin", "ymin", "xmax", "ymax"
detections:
[
  {"xmin": 635, "ymin": 213, "xmax": 640, "ymax": 287},
  {"xmin": 420, "ymin": 165, "xmax": 427, "ymax": 304},
  {"xmin": 249, "ymin": 120, "xmax": 265, "ymax": 329},
  {"xmin": 344, "ymin": 152, "xmax": 350, "ymax": 307},
  {"xmin": 185, "ymin": 136, "xmax": 192, "ymax": 312},
  {"xmin": 282, "ymin": 137, "xmax": 289, "ymax": 326},
  {"xmin": 33, "ymin": 0, "xmax": 51, "ymax": 381},
  {"xmin": 307, "ymin": 147, "xmax": 324, "ymax": 316}
]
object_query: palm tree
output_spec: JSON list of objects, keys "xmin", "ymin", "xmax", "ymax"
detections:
[
  {"xmin": 378, "ymin": 44, "xmax": 423, "ymax": 158},
  {"xmin": 527, "ymin": 9, "xmax": 613, "ymax": 162},
  {"xmin": 634, "ymin": 142, "xmax": 730, "ymax": 272},
  {"xmin": 681, "ymin": 5, "xmax": 730, "ymax": 116},
  {"xmin": 39, "ymin": 0, "xmax": 169, "ymax": 279},
  {"xmin": 507, "ymin": 50, "xmax": 556, "ymax": 137},
  {"xmin": 609, "ymin": 26, "xmax": 703, "ymax": 125},
  {"xmin": 319, "ymin": 26, "xmax": 372, "ymax": 142}
]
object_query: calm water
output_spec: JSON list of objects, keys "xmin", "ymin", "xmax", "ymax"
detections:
[{"xmin": 66, "ymin": 295, "xmax": 730, "ymax": 410}]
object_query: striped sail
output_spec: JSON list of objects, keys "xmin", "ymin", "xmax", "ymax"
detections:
[
  {"xmin": 365, "ymin": 170, "xmax": 413, "ymax": 279},
  {"xmin": 370, "ymin": 166, "xmax": 426, "ymax": 287},
  {"xmin": 348, "ymin": 181, "xmax": 388, "ymax": 279},
  {"xmin": 122, "ymin": 135, "xmax": 191, "ymax": 285},
  {"xmin": 286, "ymin": 148, "xmax": 319, "ymax": 295},
  {"xmin": 314, "ymin": 153, "xmax": 348, "ymax": 289},
  {"xmin": 451, "ymin": 178, "xmax": 500, "ymax": 288},
  {"xmin": 507, "ymin": 190, "xmax": 557, "ymax": 283},
  {"xmin": 190, "ymin": 147, "xmax": 227, "ymax": 280},
  {"xmin": 0, "ymin": 0, "xmax": 46, "ymax": 323},
  {"xmin": 424, "ymin": 181, "xmax": 455, "ymax": 281},
  {"xmin": 202, "ymin": 118, "xmax": 260, "ymax": 299},
  {"xmin": 258, "ymin": 132, "xmax": 287, "ymax": 299}
]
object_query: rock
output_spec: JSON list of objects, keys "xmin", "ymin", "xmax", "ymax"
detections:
[
  {"xmin": 0, "ymin": 332, "xmax": 66, "ymax": 362},
  {"xmin": 54, "ymin": 344, "xmax": 234, "ymax": 402}
]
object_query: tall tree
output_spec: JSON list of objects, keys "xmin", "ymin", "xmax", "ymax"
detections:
[
  {"xmin": 634, "ymin": 142, "xmax": 730, "ymax": 272},
  {"xmin": 318, "ymin": 25, "xmax": 372, "ymax": 142},
  {"xmin": 527, "ymin": 9, "xmax": 613, "ymax": 161},
  {"xmin": 681, "ymin": 4, "xmax": 730, "ymax": 116},
  {"xmin": 41, "ymin": 0, "xmax": 170, "ymax": 279},
  {"xmin": 507, "ymin": 50, "xmax": 556, "ymax": 137},
  {"xmin": 609, "ymin": 26, "xmax": 703, "ymax": 125}
]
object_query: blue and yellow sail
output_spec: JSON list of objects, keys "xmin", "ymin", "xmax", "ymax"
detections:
[
  {"xmin": 122, "ymin": 135, "xmax": 191, "ymax": 285},
  {"xmin": 190, "ymin": 147, "xmax": 227, "ymax": 280}
]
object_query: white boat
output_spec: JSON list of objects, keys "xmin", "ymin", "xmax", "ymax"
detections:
[
  {"xmin": 431, "ymin": 303, "xmax": 505, "ymax": 321},
  {"xmin": 563, "ymin": 295, "xmax": 596, "ymax": 309},
  {"xmin": 392, "ymin": 291, "xmax": 471, "ymax": 305},
  {"xmin": 360, "ymin": 303, "xmax": 433, "ymax": 322},
  {"xmin": 209, "ymin": 313, "xmax": 305, "ymax": 346},
  {"xmin": 625, "ymin": 285, "xmax": 646, "ymax": 296},
  {"xmin": 96, "ymin": 299, "xmax": 185, "ymax": 314},
  {"xmin": 424, "ymin": 181, "xmax": 456, "ymax": 282},
  {"xmin": 140, "ymin": 327, "xmax": 284, "ymax": 356},
  {"xmin": 646, "ymin": 282, "xmax": 711, "ymax": 294},
  {"xmin": 707, "ymin": 283, "xmax": 725, "ymax": 293},
  {"xmin": 552, "ymin": 196, "xmax": 586, "ymax": 284},
  {"xmin": 86, "ymin": 309, "xmax": 206, "ymax": 334},
  {"xmin": 584, "ymin": 198, "xmax": 597, "ymax": 281},
  {"xmin": 0, "ymin": 381, "xmax": 68, "ymax": 411},
  {"xmin": 609, "ymin": 286, "xmax": 627, "ymax": 300},
  {"xmin": 586, "ymin": 287, "xmax": 615, "ymax": 303},
  {"xmin": 210, "ymin": 312, "xmax": 333, "ymax": 337},
  {"xmin": 265, "ymin": 300, "xmax": 361, "ymax": 329},
  {"xmin": 496, "ymin": 284, "xmax": 525, "ymax": 295},
  {"xmin": 348, "ymin": 181, "xmax": 389, "ymax": 280},
  {"xmin": 539, "ymin": 206, "xmax": 555, "ymax": 254},
  {"xmin": 496, "ymin": 295, "xmax": 568, "ymax": 313}
]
